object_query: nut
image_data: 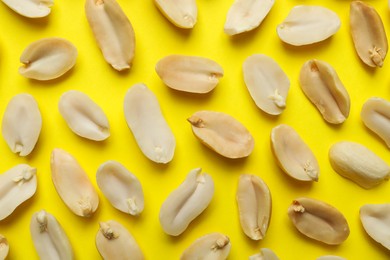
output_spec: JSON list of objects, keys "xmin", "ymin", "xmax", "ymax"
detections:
[
  {"xmin": 154, "ymin": 0, "xmax": 197, "ymax": 28},
  {"xmin": 180, "ymin": 233, "xmax": 231, "ymax": 260}
]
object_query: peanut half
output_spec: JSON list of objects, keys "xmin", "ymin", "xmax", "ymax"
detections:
[
  {"xmin": 30, "ymin": 210, "xmax": 74, "ymax": 260},
  {"xmin": 361, "ymin": 97, "xmax": 390, "ymax": 148},
  {"xmin": 50, "ymin": 148, "xmax": 99, "ymax": 217},
  {"xmin": 277, "ymin": 5, "xmax": 340, "ymax": 46},
  {"xmin": 329, "ymin": 141, "xmax": 390, "ymax": 189},
  {"xmin": 2, "ymin": 0, "xmax": 53, "ymax": 18},
  {"xmin": 58, "ymin": 90, "xmax": 110, "ymax": 141},
  {"xmin": 249, "ymin": 248, "xmax": 280, "ymax": 260},
  {"xmin": 188, "ymin": 111, "xmax": 254, "ymax": 159},
  {"xmin": 96, "ymin": 220, "xmax": 144, "ymax": 260},
  {"xmin": 237, "ymin": 174, "xmax": 272, "ymax": 240},
  {"xmin": 0, "ymin": 164, "xmax": 37, "ymax": 221},
  {"xmin": 360, "ymin": 203, "xmax": 390, "ymax": 251},
  {"xmin": 299, "ymin": 59, "xmax": 350, "ymax": 124},
  {"xmin": 317, "ymin": 256, "xmax": 346, "ymax": 260},
  {"xmin": 154, "ymin": 0, "xmax": 197, "ymax": 29},
  {"xmin": 155, "ymin": 55, "xmax": 224, "ymax": 94},
  {"xmin": 19, "ymin": 38, "xmax": 77, "ymax": 81},
  {"xmin": 124, "ymin": 83, "xmax": 176, "ymax": 164},
  {"xmin": 2, "ymin": 93, "xmax": 42, "ymax": 156},
  {"xmin": 85, "ymin": 0, "xmax": 135, "ymax": 71},
  {"xmin": 243, "ymin": 54, "xmax": 290, "ymax": 115},
  {"xmin": 96, "ymin": 160, "xmax": 144, "ymax": 216},
  {"xmin": 271, "ymin": 124, "xmax": 319, "ymax": 182},
  {"xmin": 0, "ymin": 235, "xmax": 9, "ymax": 260},
  {"xmin": 288, "ymin": 197, "xmax": 350, "ymax": 245},
  {"xmin": 180, "ymin": 233, "xmax": 231, "ymax": 260},
  {"xmin": 159, "ymin": 168, "xmax": 214, "ymax": 236},
  {"xmin": 224, "ymin": 0, "xmax": 274, "ymax": 36},
  {"xmin": 350, "ymin": 1, "xmax": 388, "ymax": 68}
]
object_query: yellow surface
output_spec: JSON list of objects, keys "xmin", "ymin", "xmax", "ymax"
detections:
[{"xmin": 0, "ymin": 0, "xmax": 390, "ymax": 259}]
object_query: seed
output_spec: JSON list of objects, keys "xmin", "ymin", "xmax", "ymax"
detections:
[
  {"xmin": 30, "ymin": 210, "xmax": 74, "ymax": 260},
  {"xmin": 96, "ymin": 160, "xmax": 144, "ymax": 216},
  {"xmin": 58, "ymin": 90, "xmax": 110, "ymax": 141},
  {"xmin": 271, "ymin": 124, "xmax": 319, "ymax": 182},
  {"xmin": 2, "ymin": 94, "xmax": 42, "ymax": 156},
  {"xmin": 277, "ymin": 5, "xmax": 340, "ymax": 46},
  {"xmin": 124, "ymin": 83, "xmax": 176, "ymax": 164},
  {"xmin": 0, "ymin": 235, "xmax": 9, "ymax": 260},
  {"xmin": 350, "ymin": 1, "xmax": 388, "ymax": 68},
  {"xmin": 329, "ymin": 141, "xmax": 390, "ymax": 189},
  {"xmin": 2, "ymin": 0, "xmax": 53, "ymax": 18},
  {"xmin": 299, "ymin": 59, "xmax": 350, "ymax": 124},
  {"xmin": 85, "ymin": 0, "xmax": 135, "ymax": 71},
  {"xmin": 154, "ymin": 0, "xmax": 197, "ymax": 29},
  {"xmin": 288, "ymin": 197, "xmax": 350, "ymax": 245},
  {"xmin": 19, "ymin": 37, "xmax": 77, "ymax": 80},
  {"xmin": 180, "ymin": 233, "xmax": 231, "ymax": 260},
  {"xmin": 224, "ymin": 0, "xmax": 275, "ymax": 35},
  {"xmin": 361, "ymin": 97, "xmax": 390, "ymax": 148},
  {"xmin": 187, "ymin": 111, "xmax": 254, "ymax": 159},
  {"xmin": 317, "ymin": 256, "xmax": 346, "ymax": 260},
  {"xmin": 237, "ymin": 174, "xmax": 271, "ymax": 240},
  {"xmin": 360, "ymin": 203, "xmax": 390, "ymax": 251},
  {"xmin": 159, "ymin": 168, "xmax": 214, "ymax": 236},
  {"xmin": 243, "ymin": 54, "xmax": 290, "ymax": 115},
  {"xmin": 50, "ymin": 148, "xmax": 99, "ymax": 217},
  {"xmin": 155, "ymin": 55, "xmax": 224, "ymax": 94},
  {"xmin": 249, "ymin": 248, "xmax": 279, "ymax": 260},
  {"xmin": 0, "ymin": 164, "xmax": 37, "ymax": 221},
  {"xmin": 96, "ymin": 220, "xmax": 144, "ymax": 260}
]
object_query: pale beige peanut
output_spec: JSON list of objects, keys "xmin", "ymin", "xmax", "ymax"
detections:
[
  {"xmin": 361, "ymin": 97, "xmax": 390, "ymax": 148},
  {"xmin": 2, "ymin": 0, "xmax": 53, "ymax": 18},
  {"xmin": 2, "ymin": 93, "xmax": 42, "ymax": 156},
  {"xmin": 96, "ymin": 220, "xmax": 144, "ymax": 260},
  {"xmin": 360, "ymin": 203, "xmax": 390, "ymax": 251},
  {"xmin": 329, "ymin": 141, "xmax": 390, "ymax": 189},
  {"xmin": 50, "ymin": 148, "xmax": 99, "ymax": 217},
  {"xmin": 19, "ymin": 38, "xmax": 77, "ymax": 80},
  {"xmin": 0, "ymin": 235, "xmax": 8, "ymax": 260},
  {"xmin": 350, "ymin": 1, "xmax": 388, "ymax": 68},
  {"xmin": 0, "ymin": 164, "xmax": 37, "ymax": 221},
  {"xmin": 159, "ymin": 168, "xmax": 214, "ymax": 236},
  {"xmin": 124, "ymin": 83, "xmax": 176, "ymax": 164},
  {"xmin": 85, "ymin": 0, "xmax": 135, "ymax": 71},
  {"xmin": 249, "ymin": 248, "xmax": 279, "ymax": 260},
  {"xmin": 243, "ymin": 54, "xmax": 290, "ymax": 115},
  {"xmin": 180, "ymin": 233, "xmax": 231, "ymax": 260},
  {"xmin": 299, "ymin": 59, "xmax": 350, "ymax": 124},
  {"xmin": 155, "ymin": 55, "xmax": 223, "ymax": 94},
  {"xmin": 288, "ymin": 197, "xmax": 350, "ymax": 245},
  {"xmin": 188, "ymin": 111, "xmax": 254, "ymax": 159},
  {"xmin": 271, "ymin": 124, "xmax": 319, "ymax": 182},
  {"xmin": 96, "ymin": 160, "xmax": 144, "ymax": 216},
  {"xmin": 224, "ymin": 0, "xmax": 274, "ymax": 36},
  {"xmin": 277, "ymin": 5, "xmax": 340, "ymax": 46},
  {"xmin": 237, "ymin": 174, "xmax": 271, "ymax": 240},
  {"xmin": 154, "ymin": 0, "xmax": 197, "ymax": 29},
  {"xmin": 58, "ymin": 90, "xmax": 110, "ymax": 141},
  {"xmin": 317, "ymin": 256, "xmax": 346, "ymax": 260},
  {"xmin": 30, "ymin": 210, "xmax": 74, "ymax": 260}
]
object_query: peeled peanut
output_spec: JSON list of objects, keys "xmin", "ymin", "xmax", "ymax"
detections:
[
  {"xmin": 288, "ymin": 197, "xmax": 350, "ymax": 245},
  {"xmin": 159, "ymin": 168, "xmax": 214, "ymax": 236},
  {"xmin": 0, "ymin": 235, "xmax": 9, "ymax": 260},
  {"xmin": 188, "ymin": 110, "xmax": 254, "ymax": 159},
  {"xmin": 237, "ymin": 174, "xmax": 271, "ymax": 240},
  {"xmin": 85, "ymin": 0, "xmax": 135, "ymax": 71},
  {"xmin": 317, "ymin": 256, "xmax": 346, "ymax": 260},
  {"xmin": 2, "ymin": 93, "xmax": 42, "ymax": 156},
  {"xmin": 50, "ymin": 148, "xmax": 99, "ymax": 217},
  {"xmin": 2, "ymin": 0, "xmax": 53, "ymax": 18},
  {"xmin": 180, "ymin": 233, "xmax": 231, "ymax": 260},
  {"xmin": 329, "ymin": 141, "xmax": 390, "ymax": 189},
  {"xmin": 249, "ymin": 248, "xmax": 279, "ymax": 260},
  {"xmin": 30, "ymin": 210, "xmax": 74, "ymax": 260},
  {"xmin": 19, "ymin": 38, "xmax": 77, "ymax": 80},
  {"xmin": 154, "ymin": 0, "xmax": 197, "ymax": 28}
]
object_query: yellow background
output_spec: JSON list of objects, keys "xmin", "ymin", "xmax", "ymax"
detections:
[{"xmin": 0, "ymin": 0, "xmax": 390, "ymax": 259}]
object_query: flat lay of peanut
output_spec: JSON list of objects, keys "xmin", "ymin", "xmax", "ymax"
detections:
[{"xmin": 0, "ymin": 0, "xmax": 390, "ymax": 259}]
